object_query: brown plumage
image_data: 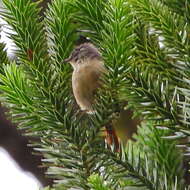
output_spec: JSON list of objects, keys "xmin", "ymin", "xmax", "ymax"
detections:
[
  {"xmin": 65, "ymin": 43, "xmax": 106, "ymax": 112},
  {"xmin": 65, "ymin": 43, "xmax": 140, "ymax": 145}
]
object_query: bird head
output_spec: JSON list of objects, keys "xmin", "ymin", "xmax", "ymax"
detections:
[{"xmin": 64, "ymin": 43, "xmax": 102, "ymax": 68}]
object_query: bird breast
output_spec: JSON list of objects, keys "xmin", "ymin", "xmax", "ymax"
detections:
[{"xmin": 72, "ymin": 60, "xmax": 105, "ymax": 111}]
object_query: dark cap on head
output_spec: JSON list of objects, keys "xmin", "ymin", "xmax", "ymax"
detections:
[{"xmin": 64, "ymin": 43, "xmax": 102, "ymax": 63}]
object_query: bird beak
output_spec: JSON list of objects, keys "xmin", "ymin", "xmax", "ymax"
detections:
[{"xmin": 64, "ymin": 57, "xmax": 72, "ymax": 63}]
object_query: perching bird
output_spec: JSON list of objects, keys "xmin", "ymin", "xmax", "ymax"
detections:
[
  {"xmin": 64, "ymin": 43, "xmax": 106, "ymax": 113},
  {"xmin": 64, "ymin": 43, "xmax": 140, "ymax": 146}
]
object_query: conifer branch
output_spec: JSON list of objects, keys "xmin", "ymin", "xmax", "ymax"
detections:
[
  {"xmin": 74, "ymin": 0, "xmax": 106, "ymax": 42},
  {"xmin": 0, "ymin": 24, "xmax": 10, "ymax": 70},
  {"xmin": 1, "ymin": 0, "xmax": 48, "ymax": 62},
  {"xmin": 130, "ymin": 0, "xmax": 189, "ymax": 63},
  {"xmin": 135, "ymin": 122, "xmax": 185, "ymax": 189},
  {"xmin": 0, "ymin": 0, "xmax": 190, "ymax": 189},
  {"xmin": 45, "ymin": 0, "xmax": 77, "ymax": 67},
  {"xmin": 0, "ymin": 42, "xmax": 9, "ymax": 72}
]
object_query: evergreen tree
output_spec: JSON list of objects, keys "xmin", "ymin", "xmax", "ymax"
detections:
[{"xmin": 0, "ymin": 0, "xmax": 190, "ymax": 189}]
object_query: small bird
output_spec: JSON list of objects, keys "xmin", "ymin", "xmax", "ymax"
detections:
[
  {"xmin": 64, "ymin": 43, "xmax": 106, "ymax": 113},
  {"xmin": 64, "ymin": 43, "xmax": 140, "ymax": 146}
]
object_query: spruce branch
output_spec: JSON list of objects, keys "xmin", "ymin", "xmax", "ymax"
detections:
[
  {"xmin": 135, "ymin": 122, "xmax": 185, "ymax": 189},
  {"xmin": 0, "ymin": 23, "xmax": 10, "ymax": 70},
  {"xmin": 133, "ymin": 20, "xmax": 183, "ymax": 86},
  {"xmin": 158, "ymin": 0, "xmax": 190, "ymax": 23},
  {"xmin": 130, "ymin": 0, "xmax": 190, "ymax": 64},
  {"xmin": 0, "ymin": 63, "xmax": 106, "ymax": 189},
  {"xmin": 96, "ymin": 122, "xmax": 186, "ymax": 189},
  {"xmin": 96, "ymin": 142, "xmax": 181, "ymax": 190},
  {"xmin": 35, "ymin": 114, "xmax": 106, "ymax": 189},
  {"xmin": 88, "ymin": 174, "xmax": 112, "ymax": 190},
  {"xmin": 122, "ymin": 68, "xmax": 190, "ymax": 134},
  {"xmin": 178, "ymin": 80, "xmax": 190, "ymax": 131},
  {"xmin": 45, "ymin": 0, "xmax": 77, "ymax": 68},
  {"xmin": 1, "ymin": 0, "xmax": 48, "ymax": 63},
  {"xmin": 0, "ymin": 3, "xmax": 99, "ymax": 189},
  {"xmin": 100, "ymin": 0, "xmax": 136, "ymax": 90},
  {"xmin": 73, "ymin": 0, "xmax": 107, "ymax": 42},
  {"xmin": 0, "ymin": 63, "xmax": 46, "ymax": 131},
  {"xmin": 105, "ymin": 150, "xmax": 155, "ymax": 189},
  {"xmin": 0, "ymin": 42, "xmax": 9, "ymax": 71},
  {"xmin": 1, "ymin": 0, "xmax": 72, "ymax": 127},
  {"xmin": 128, "ymin": 0, "xmax": 190, "ymax": 140},
  {"xmin": 1, "ymin": 0, "xmax": 190, "ymax": 189}
]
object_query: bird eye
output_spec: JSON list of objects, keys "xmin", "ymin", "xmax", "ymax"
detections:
[
  {"xmin": 79, "ymin": 47, "xmax": 85, "ymax": 52},
  {"xmin": 72, "ymin": 49, "xmax": 79, "ymax": 56}
]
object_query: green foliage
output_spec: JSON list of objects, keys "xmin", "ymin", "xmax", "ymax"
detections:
[
  {"xmin": 74, "ymin": 0, "xmax": 107, "ymax": 42},
  {"xmin": 130, "ymin": 0, "xmax": 189, "ymax": 61},
  {"xmin": 45, "ymin": 0, "xmax": 77, "ymax": 66},
  {"xmin": 0, "ymin": 0, "xmax": 190, "ymax": 189},
  {"xmin": 1, "ymin": 0, "xmax": 48, "ymax": 62},
  {"xmin": 100, "ymin": 0, "xmax": 135, "ymax": 91},
  {"xmin": 0, "ymin": 24, "xmax": 9, "ymax": 71},
  {"xmin": 0, "ymin": 42, "xmax": 9, "ymax": 65},
  {"xmin": 159, "ymin": 0, "xmax": 190, "ymax": 21},
  {"xmin": 133, "ymin": 22, "xmax": 179, "ymax": 83},
  {"xmin": 88, "ymin": 174, "xmax": 111, "ymax": 190},
  {"xmin": 134, "ymin": 122, "xmax": 184, "ymax": 188},
  {"xmin": 0, "ymin": 42, "xmax": 9, "ymax": 73}
]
